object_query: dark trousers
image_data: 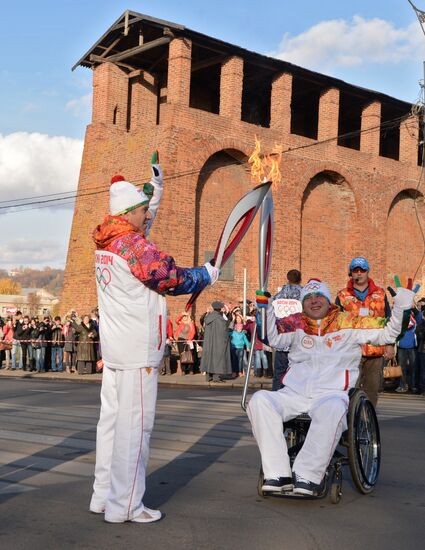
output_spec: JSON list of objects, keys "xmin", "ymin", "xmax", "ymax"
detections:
[
  {"xmin": 231, "ymin": 347, "xmax": 245, "ymax": 374},
  {"xmin": 20, "ymin": 343, "xmax": 30, "ymax": 370},
  {"xmin": 398, "ymin": 348, "xmax": 418, "ymax": 390},
  {"xmin": 161, "ymin": 355, "xmax": 171, "ymax": 375},
  {"xmin": 51, "ymin": 347, "xmax": 64, "ymax": 371},
  {"xmin": 265, "ymin": 350, "xmax": 273, "ymax": 378},
  {"xmin": 44, "ymin": 345, "xmax": 51, "ymax": 371},
  {"xmin": 417, "ymin": 352, "xmax": 425, "ymax": 394},
  {"xmin": 273, "ymin": 350, "xmax": 289, "ymax": 391},
  {"xmin": 357, "ymin": 356, "xmax": 384, "ymax": 407}
]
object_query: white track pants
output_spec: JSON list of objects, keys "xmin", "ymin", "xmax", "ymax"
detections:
[
  {"xmin": 247, "ymin": 387, "xmax": 348, "ymax": 484},
  {"xmin": 90, "ymin": 366, "xmax": 158, "ymax": 522}
]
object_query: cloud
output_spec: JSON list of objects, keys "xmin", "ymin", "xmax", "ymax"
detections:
[
  {"xmin": 0, "ymin": 132, "xmax": 83, "ymax": 209},
  {"xmin": 0, "ymin": 239, "xmax": 65, "ymax": 268},
  {"xmin": 65, "ymin": 93, "xmax": 92, "ymax": 118},
  {"xmin": 270, "ymin": 16, "xmax": 425, "ymax": 73}
]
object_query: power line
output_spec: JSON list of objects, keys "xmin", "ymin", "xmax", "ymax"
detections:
[{"xmin": 0, "ymin": 113, "xmax": 412, "ymax": 214}]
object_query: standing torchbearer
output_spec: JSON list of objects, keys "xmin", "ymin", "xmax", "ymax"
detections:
[{"xmin": 90, "ymin": 155, "xmax": 219, "ymax": 523}]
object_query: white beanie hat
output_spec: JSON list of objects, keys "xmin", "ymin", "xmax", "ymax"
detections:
[
  {"xmin": 300, "ymin": 278, "xmax": 331, "ymax": 303},
  {"xmin": 109, "ymin": 175, "xmax": 149, "ymax": 216}
]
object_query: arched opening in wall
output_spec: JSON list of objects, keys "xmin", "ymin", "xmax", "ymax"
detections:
[
  {"xmin": 194, "ymin": 149, "xmax": 256, "ymax": 314},
  {"xmin": 386, "ymin": 189, "xmax": 425, "ymax": 288},
  {"xmin": 300, "ymin": 171, "xmax": 357, "ymax": 298}
]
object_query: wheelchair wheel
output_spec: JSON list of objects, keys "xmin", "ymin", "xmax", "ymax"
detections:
[
  {"xmin": 347, "ymin": 390, "xmax": 381, "ymax": 494},
  {"xmin": 257, "ymin": 468, "xmax": 266, "ymax": 498},
  {"xmin": 330, "ymin": 467, "xmax": 342, "ymax": 504}
]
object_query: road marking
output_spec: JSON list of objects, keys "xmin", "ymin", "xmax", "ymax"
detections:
[{"xmin": 27, "ymin": 389, "xmax": 70, "ymax": 394}]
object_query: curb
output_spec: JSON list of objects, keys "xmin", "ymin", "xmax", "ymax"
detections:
[{"xmin": 0, "ymin": 370, "xmax": 273, "ymax": 390}]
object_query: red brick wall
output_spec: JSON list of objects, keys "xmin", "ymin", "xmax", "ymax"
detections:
[
  {"xmin": 300, "ymin": 172, "xmax": 357, "ymax": 298},
  {"xmin": 386, "ymin": 191, "xmax": 425, "ymax": 286},
  {"xmin": 62, "ymin": 36, "xmax": 425, "ymax": 324}
]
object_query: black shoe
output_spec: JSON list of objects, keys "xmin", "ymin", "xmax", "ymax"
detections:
[
  {"xmin": 262, "ymin": 477, "xmax": 293, "ymax": 492},
  {"xmin": 293, "ymin": 472, "xmax": 320, "ymax": 496}
]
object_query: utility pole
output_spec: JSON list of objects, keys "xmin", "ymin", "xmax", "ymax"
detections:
[
  {"xmin": 408, "ymin": 1, "xmax": 425, "ymax": 284},
  {"xmin": 408, "ymin": 1, "xmax": 425, "ymax": 159}
]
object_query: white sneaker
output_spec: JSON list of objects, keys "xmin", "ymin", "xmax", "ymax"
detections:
[
  {"xmin": 89, "ymin": 505, "xmax": 105, "ymax": 514},
  {"xmin": 131, "ymin": 507, "xmax": 162, "ymax": 523}
]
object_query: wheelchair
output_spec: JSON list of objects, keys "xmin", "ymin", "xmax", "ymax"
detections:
[{"xmin": 245, "ymin": 388, "xmax": 381, "ymax": 504}]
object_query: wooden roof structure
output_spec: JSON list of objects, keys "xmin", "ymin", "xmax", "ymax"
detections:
[{"xmin": 73, "ymin": 10, "xmax": 412, "ymax": 112}]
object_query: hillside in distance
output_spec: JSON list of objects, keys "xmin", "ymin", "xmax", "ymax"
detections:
[{"xmin": 2, "ymin": 267, "xmax": 64, "ymax": 296}]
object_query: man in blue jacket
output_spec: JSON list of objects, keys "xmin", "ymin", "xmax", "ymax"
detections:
[{"xmin": 396, "ymin": 307, "xmax": 422, "ymax": 393}]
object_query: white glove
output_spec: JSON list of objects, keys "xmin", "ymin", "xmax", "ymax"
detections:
[
  {"xmin": 145, "ymin": 164, "xmax": 163, "ymax": 236},
  {"xmin": 151, "ymin": 164, "xmax": 163, "ymax": 186},
  {"xmin": 393, "ymin": 287, "xmax": 415, "ymax": 310},
  {"xmin": 204, "ymin": 262, "xmax": 220, "ymax": 285}
]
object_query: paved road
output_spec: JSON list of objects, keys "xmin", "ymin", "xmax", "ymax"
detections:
[{"xmin": 0, "ymin": 378, "xmax": 424, "ymax": 550}]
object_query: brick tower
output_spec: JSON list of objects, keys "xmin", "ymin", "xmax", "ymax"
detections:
[{"xmin": 62, "ymin": 11, "xmax": 425, "ymax": 319}]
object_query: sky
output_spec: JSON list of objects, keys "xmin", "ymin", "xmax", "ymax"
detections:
[{"xmin": 1, "ymin": 0, "xmax": 425, "ymax": 270}]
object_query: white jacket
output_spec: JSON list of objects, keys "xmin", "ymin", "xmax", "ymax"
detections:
[
  {"xmin": 96, "ymin": 250, "xmax": 167, "ymax": 370},
  {"xmin": 266, "ymin": 288, "xmax": 413, "ymax": 397}
]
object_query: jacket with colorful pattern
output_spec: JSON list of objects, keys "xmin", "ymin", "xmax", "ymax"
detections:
[
  {"xmin": 335, "ymin": 278, "xmax": 390, "ymax": 357},
  {"xmin": 93, "ymin": 216, "xmax": 210, "ymax": 370},
  {"xmin": 93, "ymin": 216, "xmax": 210, "ymax": 296},
  {"xmin": 266, "ymin": 291, "xmax": 411, "ymax": 397}
]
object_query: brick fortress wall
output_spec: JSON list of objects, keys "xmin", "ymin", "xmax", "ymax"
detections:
[{"xmin": 61, "ymin": 36, "xmax": 425, "ymax": 322}]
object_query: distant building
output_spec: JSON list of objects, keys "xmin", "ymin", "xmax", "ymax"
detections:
[{"xmin": 0, "ymin": 288, "xmax": 59, "ymax": 317}]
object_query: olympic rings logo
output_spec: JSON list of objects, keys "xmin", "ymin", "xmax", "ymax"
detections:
[{"xmin": 96, "ymin": 267, "xmax": 112, "ymax": 291}]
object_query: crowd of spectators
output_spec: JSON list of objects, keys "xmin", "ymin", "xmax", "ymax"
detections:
[
  {"xmin": 0, "ymin": 309, "xmax": 100, "ymax": 374},
  {"xmin": 158, "ymin": 299, "xmax": 274, "ymax": 381},
  {"xmin": 0, "ymin": 299, "xmax": 276, "ymax": 381},
  {"xmin": 1, "ymin": 269, "xmax": 425, "ymax": 395}
]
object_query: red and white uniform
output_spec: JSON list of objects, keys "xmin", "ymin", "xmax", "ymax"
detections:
[
  {"xmin": 247, "ymin": 288, "xmax": 413, "ymax": 484},
  {"xmin": 90, "ymin": 179, "xmax": 211, "ymax": 522}
]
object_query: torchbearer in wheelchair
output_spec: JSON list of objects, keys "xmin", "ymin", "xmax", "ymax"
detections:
[{"xmin": 249, "ymin": 276, "xmax": 418, "ymax": 497}]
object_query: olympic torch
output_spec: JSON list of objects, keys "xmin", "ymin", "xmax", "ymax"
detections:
[
  {"xmin": 185, "ymin": 181, "xmax": 271, "ymax": 311},
  {"xmin": 242, "ymin": 187, "xmax": 274, "ymax": 411}
]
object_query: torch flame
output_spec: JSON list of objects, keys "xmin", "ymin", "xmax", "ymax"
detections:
[
  {"xmin": 248, "ymin": 136, "xmax": 265, "ymax": 182},
  {"xmin": 248, "ymin": 137, "xmax": 282, "ymax": 185},
  {"xmin": 266, "ymin": 144, "xmax": 282, "ymax": 185}
]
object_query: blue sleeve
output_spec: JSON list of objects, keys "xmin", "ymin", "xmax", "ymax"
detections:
[
  {"xmin": 255, "ymin": 310, "xmax": 270, "ymax": 345},
  {"xmin": 166, "ymin": 266, "xmax": 211, "ymax": 296}
]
